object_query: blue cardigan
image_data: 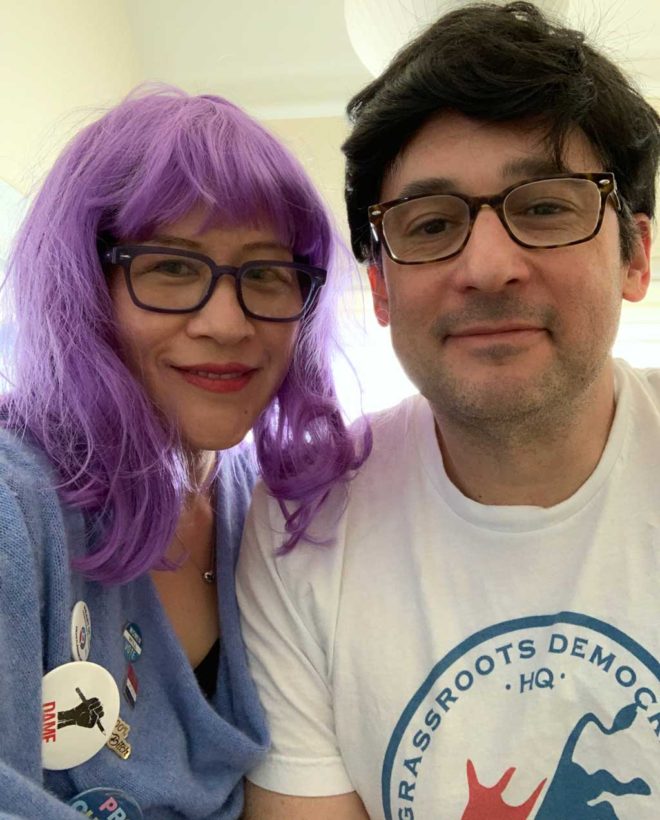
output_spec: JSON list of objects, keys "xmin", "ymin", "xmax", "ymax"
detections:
[{"xmin": 0, "ymin": 429, "xmax": 268, "ymax": 818}]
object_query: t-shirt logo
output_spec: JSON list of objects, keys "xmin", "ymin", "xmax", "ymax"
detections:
[
  {"xmin": 383, "ymin": 613, "xmax": 658, "ymax": 819},
  {"xmin": 462, "ymin": 703, "xmax": 650, "ymax": 818}
]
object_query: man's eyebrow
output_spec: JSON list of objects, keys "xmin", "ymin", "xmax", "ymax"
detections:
[
  {"xmin": 500, "ymin": 157, "xmax": 566, "ymax": 179},
  {"xmin": 394, "ymin": 178, "xmax": 458, "ymax": 200},
  {"xmin": 391, "ymin": 159, "xmax": 568, "ymax": 201}
]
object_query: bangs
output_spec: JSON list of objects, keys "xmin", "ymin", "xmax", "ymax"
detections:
[{"xmin": 101, "ymin": 94, "xmax": 327, "ymax": 264}]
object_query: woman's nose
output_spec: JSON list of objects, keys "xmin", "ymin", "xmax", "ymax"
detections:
[{"xmin": 185, "ymin": 275, "xmax": 256, "ymax": 342}]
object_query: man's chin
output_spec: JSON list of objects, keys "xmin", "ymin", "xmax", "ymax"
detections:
[{"xmin": 422, "ymin": 370, "xmax": 562, "ymax": 425}]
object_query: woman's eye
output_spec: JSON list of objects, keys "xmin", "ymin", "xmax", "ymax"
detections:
[
  {"xmin": 151, "ymin": 259, "xmax": 198, "ymax": 276},
  {"xmin": 244, "ymin": 266, "xmax": 295, "ymax": 286},
  {"xmin": 244, "ymin": 267, "xmax": 274, "ymax": 282}
]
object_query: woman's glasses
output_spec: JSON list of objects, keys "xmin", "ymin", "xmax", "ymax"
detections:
[{"xmin": 104, "ymin": 245, "xmax": 327, "ymax": 322}]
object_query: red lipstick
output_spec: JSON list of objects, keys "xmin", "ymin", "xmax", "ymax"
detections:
[{"xmin": 175, "ymin": 362, "xmax": 256, "ymax": 394}]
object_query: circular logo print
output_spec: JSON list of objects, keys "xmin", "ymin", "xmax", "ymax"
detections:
[
  {"xmin": 42, "ymin": 661, "xmax": 120, "ymax": 770},
  {"xmin": 382, "ymin": 613, "xmax": 659, "ymax": 820},
  {"xmin": 69, "ymin": 787, "xmax": 144, "ymax": 819},
  {"xmin": 70, "ymin": 600, "xmax": 92, "ymax": 662},
  {"xmin": 123, "ymin": 622, "xmax": 143, "ymax": 662}
]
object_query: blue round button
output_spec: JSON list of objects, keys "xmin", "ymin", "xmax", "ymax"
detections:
[
  {"xmin": 69, "ymin": 787, "xmax": 143, "ymax": 819},
  {"xmin": 122, "ymin": 622, "xmax": 143, "ymax": 662}
]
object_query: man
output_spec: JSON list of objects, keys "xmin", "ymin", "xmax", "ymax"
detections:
[{"xmin": 238, "ymin": 3, "xmax": 660, "ymax": 818}]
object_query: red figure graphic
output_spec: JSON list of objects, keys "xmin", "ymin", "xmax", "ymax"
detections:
[{"xmin": 461, "ymin": 759, "xmax": 546, "ymax": 819}]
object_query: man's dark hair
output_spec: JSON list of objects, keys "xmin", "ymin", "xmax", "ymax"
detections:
[{"xmin": 343, "ymin": 1, "xmax": 660, "ymax": 262}]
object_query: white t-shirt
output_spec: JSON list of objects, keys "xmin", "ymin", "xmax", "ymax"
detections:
[{"xmin": 237, "ymin": 359, "xmax": 660, "ymax": 820}]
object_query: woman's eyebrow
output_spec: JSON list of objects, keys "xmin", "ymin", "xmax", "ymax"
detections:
[
  {"xmin": 143, "ymin": 237, "xmax": 289, "ymax": 255},
  {"xmin": 241, "ymin": 240, "xmax": 290, "ymax": 254},
  {"xmin": 144, "ymin": 235, "xmax": 201, "ymax": 249}
]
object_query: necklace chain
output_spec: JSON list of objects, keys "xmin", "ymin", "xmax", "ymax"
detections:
[{"xmin": 174, "ymin": 533, "xmax": 216, "ymax": 584}]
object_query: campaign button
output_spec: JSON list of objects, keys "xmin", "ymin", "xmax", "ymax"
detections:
[
  {"xmin": 42, "ymin": 661, "xmax": 120, "ymax": 771},
  {"xmin": 69, "ymin": 787, "xmax": 144, "ymax": 819},
  {"xmin": 70, "ymin": 600, "xmax": 92, "ymax": 661},
  {"xmin": 122, "ymin": 623, "xmax": 143, "ymax": 662}
]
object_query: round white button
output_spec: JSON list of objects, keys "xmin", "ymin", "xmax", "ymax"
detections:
[
  {"xmin": 41, "ymin": 661, "xmax": 120, "ymax": 770},
  {"xmin": 70, "ymin": 600, "xmax": 92, "ymax": 661}
]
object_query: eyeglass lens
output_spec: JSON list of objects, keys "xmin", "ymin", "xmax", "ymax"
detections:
[
  {"xmin": 128, "ymin": 253, "xmax": 308, "ymax": 318},
  {"xmin": 382, "ymin": 178, "xmax": 603, "ymax": 262}
]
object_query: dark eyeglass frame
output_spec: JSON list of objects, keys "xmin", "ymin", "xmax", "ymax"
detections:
[
  {"xmin": 368, "ymin": 172, "xmax": 622, "ymax": 265},
  {"xmin": 104, "ymin": 244, "xmax": 327, "ymax": 322}
]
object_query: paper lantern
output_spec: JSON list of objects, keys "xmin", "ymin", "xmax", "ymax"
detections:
[{"xmin": 345, "ymin": 0, "xmax": 573, "ymax": 76}]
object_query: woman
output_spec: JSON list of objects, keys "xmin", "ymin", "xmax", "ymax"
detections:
[{"xmin": 0, "ymin": 87, "xmax": 368, "ymax": 818}]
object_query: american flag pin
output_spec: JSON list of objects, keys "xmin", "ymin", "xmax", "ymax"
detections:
[{"xmin": 124, "ymin": 664, "xmax": 139, "ymax": 708}]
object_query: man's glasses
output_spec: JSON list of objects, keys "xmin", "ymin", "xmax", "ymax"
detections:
[
  {"xmin": 104, "ymin": 245, "xmax": 327, "ymax": 321},
  {"xmin": 368, "ymin": 173, "xmax": 621, "ymax": 265}
]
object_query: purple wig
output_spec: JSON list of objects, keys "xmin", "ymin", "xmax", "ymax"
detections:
[{"xmin": 3, "ymin": 85, "xmax": 370, "ymax": 583}]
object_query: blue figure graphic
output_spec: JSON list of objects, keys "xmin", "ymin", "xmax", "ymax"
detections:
[{"xmin": 536, "ymin": 703, "xmax": 651, "ymax": 819}]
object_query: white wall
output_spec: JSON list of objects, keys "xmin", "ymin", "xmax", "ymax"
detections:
[
  {"xmin": 265, "ymin": 116, "xmax": 352, "ymax": 237},
  {"xmin": 0, "ymin": 0, "xmax": 139, "ymax": 193}
]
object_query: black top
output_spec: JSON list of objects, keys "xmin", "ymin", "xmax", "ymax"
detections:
[{"xmin": 194, "ymin": 639, "xmax": 221, "ymax": 699}]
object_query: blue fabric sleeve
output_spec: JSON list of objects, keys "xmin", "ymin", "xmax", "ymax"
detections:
[{"xmin": 0, "ymin": 442, "xmax": 81, "ymax": 818}]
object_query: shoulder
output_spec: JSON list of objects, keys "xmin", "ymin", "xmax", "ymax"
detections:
[
  {"xmin": 615, "ymin": 359, "xmax": 660, "ymax": 409},
  {"xmin": 237, "ymin": 400, "xmax": 428, "ymax": 658},
  {"xmin": 0, "ymin": 428, "xmax": 72, "ymax": 614},
  {"xmin": 363, "ymin": 393, "xmax": 424, "ymax": 449},
  {"xmin": 0, "ymin": 427, "xmax": 63, "ymax": 525},
  {"xmin": 245, "ymin": 394, "xmax": 427, "ymax": 562},
  {"xmin": 248, "ymin": 393, "xmax": 426, "ymax": 530},
  {"xmin": 343, "ymin": 392, "xmax": 429, "ymax": 501},
  {"xmin": 0, "ymin": 426, "xmax": 56, "ymax": 484}
]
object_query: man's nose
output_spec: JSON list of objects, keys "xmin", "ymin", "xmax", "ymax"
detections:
[{"xmin": 451, "ymin": 206, "xmax": 532, "ymax": 292}]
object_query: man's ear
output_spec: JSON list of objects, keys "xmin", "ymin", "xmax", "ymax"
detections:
[
  {"xmin": 623, "ymin": 214, "xmax": 652, "ymax": 303},
  {"xmin": 367, "ymin": 263, "xmax": 390, "ymax": 327}
]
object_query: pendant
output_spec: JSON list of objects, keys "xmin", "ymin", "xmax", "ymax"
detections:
[{"xmin": 202, "ymin": 570, "xmax": 216, "ymax": 584}]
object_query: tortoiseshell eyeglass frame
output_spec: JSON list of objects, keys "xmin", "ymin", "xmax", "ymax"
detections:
[{"xmin": 367, "ymin": 172, "xmax": 621, "ymax": 265}]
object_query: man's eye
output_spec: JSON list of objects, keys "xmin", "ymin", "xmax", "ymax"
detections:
[
  {"xmin": 406, "ymin": 216, "xmax": 452, "ymax": 236},
  {"xmin": 521, "ymin": 200, "xmax": 573, "ymax": 217}
]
